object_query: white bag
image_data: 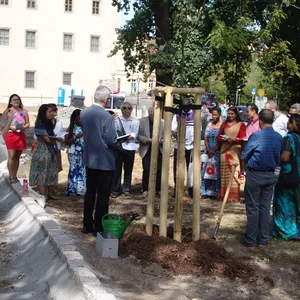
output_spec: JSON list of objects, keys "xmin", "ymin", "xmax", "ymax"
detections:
[
  {"xmin": 187, "ymin": 161, "xmax": 194, "ymax": 188},
  {"xmin": 203, "ymin": 158, "xmax": 218, "ymax": 180}
]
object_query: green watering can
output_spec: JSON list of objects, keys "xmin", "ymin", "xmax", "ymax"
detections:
[{"xmin": 102, "ymin": 213, "xmax": 139, "ymax": 238}]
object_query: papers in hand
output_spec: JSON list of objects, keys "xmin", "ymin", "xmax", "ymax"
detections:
[
  {"xmin": 221, "ymin": 135, "xmax": 247, "ymax": 141},
  {"xmin": 56, "ymin": 131, "xmax": 68, "ymax": 139},
  {"xmin": 49, "ymin": 131, "xmax": 68, "ymax": 139},
  {"xmin": 117, "ymin": 134, "xmax": 130, "ymax": 143}
]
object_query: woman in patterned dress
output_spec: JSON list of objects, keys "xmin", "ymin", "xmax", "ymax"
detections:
[
  {"xmin": 217, "ymin": 107, "xmax": 246, "ymax": 202},
  {"xmin": 0, "ymin": 94, "xmax": 30, "ymax": 183},
  {"xmin": 29, "ymin": 104, "xmax": 58, "ymax": 199},
  {"xmin": 201, "ymin": 106, "xmax": 222, "ymax": 199},
  {"xmin": 273, "ymin": 114, "xmax": 300, "ymax": 240},
  {"xmin": 65, "ymin": 109, "xmax": 86, "ymax": 200}
]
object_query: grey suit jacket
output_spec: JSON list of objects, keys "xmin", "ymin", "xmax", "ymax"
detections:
[
  {"xmin": 137, "ymin": 116, "xmax": 164, "ymax": 159},
  {"xmin": 81, "ymin": 104, "xmax": 117, "ymax": 171}
]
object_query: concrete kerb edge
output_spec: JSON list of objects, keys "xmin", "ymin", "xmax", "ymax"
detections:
[{"xmin": 0, "ymin": 165, "xmax": 117, "ymax": 300}]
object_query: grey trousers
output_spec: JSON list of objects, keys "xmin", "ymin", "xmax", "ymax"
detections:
[{"xmin": 244, "ymin": 171, "xmax": 277, "ymax": 246}]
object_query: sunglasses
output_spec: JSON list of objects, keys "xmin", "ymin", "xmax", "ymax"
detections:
[{"xmin": 122, "ymin": 107, "xmax": 132, "ymax": 110}]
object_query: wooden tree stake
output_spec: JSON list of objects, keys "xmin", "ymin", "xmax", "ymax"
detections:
[
  {"xmin": 192, "ymin": 93, "xmax": 202, "ymax": 241},
  {"xmin": 146, "ymin": 100, "xmax": 162, "ymax": 236},
  {"xmin": 173, "ymin": 112, "xmax": 187, "ymax": 242},
  {"xmin": 159, "ymin": 87, "xmax": 173, "ymax": 237}
]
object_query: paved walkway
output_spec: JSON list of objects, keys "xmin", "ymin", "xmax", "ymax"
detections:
[{"xmin": 0, "ymin": 163, "xmax": 117, "ymax": 300}]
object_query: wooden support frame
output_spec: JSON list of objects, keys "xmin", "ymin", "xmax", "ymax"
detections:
[
  {"xmin": 192, "ymin": 93, "xmax": 202, "ymax": 241},
  {"xmin": 173, "ymin": 110, "xmax": 186, "ymax": 242},
  {"xmin": 147, "ymin": 86, "xmax": 205, "ymax": 241},
  {"xmin": 146, "ymin": 99, "xmax": 163, "ymax": 236},
  {"xmin": 159, "ymin": 87, "xmax": 173, "ymax": 237}
]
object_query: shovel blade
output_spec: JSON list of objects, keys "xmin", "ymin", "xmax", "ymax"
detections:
[{"xmin": 212, "ymin": 224, "xmax": 219, "ymax": 240}]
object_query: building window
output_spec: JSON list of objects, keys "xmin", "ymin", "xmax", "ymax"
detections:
[
  {"xmin": 65, "ymin": 0, "xmax": 72, "ymax": 12},
  {"xmin": 63, "ymin": 34, "xmax": 73, "ymax": 50},
  {"xmin": 25, "ymin": 71, "xmax": 35, "ymax": 88},
  {"xmin": 0, "ymin": 0, "xmax": 9, "ymax": 5},
  {"xmin": 0, "ymin": 29, "xmax": 9, "ymax": 45},
  {"xmin": 27, "ymin": 0, "xmax": 35, "ymax": 8},
  {"xmin": 63, "ymin": 73, "xmax": 72, "ymax": 85},
  {"xmin": 92, "ymin": 1, "xmax": 99, "ymax": 14},
  {"xmin": 26, "ymin": 31, "xmax": 36, "ymax": 48},
  {"xmin": 90, "ymin": 36, "xmax": 99, "ymax": 52},
  {"xmin": 149, "ymin": 79, "xmax": 154, "ymax": 90}
]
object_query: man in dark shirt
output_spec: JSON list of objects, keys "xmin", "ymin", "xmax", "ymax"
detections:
[{"xmin": 241, "ymin": 109, "xmax": 283, "ymax": 247}]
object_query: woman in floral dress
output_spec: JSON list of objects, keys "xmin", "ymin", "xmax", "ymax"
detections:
[
  {"xmin": 201, "ymin": 106, "xmax": 222, "ymax": 198},
  {"xmin": 65, "ymin": 109, "xmax": 86, "ymax": 200},
  {"xmin": 29, "ymin": 104, "xmax": 58, "ymax": 199}
]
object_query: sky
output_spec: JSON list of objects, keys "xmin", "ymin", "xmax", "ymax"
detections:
[{"xmin": 118, "ymin": 8, "xmax": 134, "ymax": 27}]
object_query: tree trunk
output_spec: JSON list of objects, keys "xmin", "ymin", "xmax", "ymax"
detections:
[{"xmin": 153, "ymin": 0, "xmax": 172, "ymax": 86}]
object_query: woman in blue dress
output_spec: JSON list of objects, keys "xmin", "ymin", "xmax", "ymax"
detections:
[
  {"xmin": 272, "ymin": 114, "xmax": 300, "ymax": 240},
  {"xmin": 201, "ymin": 106, "xmax": 222, "ymax": 199},
  {"xmin": 65, "ymin": 109, "xmax": 86, "ymax": 200}
]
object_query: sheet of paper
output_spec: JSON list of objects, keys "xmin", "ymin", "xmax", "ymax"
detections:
[{"xmin": 56, "ymin": 131, "xmax": 68, "ymax": 138}]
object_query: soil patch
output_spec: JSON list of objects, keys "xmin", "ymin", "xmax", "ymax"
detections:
[{"xmin": 120, "ymin": 225, "xmax": 253, "ymax": 280}]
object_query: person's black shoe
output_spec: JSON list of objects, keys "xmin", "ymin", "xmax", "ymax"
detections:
[
  {"xmin": 111, "ymin": 192, "xmax": 121, "ymax": 198},
  {"xmin": 81, "ymin": 227, "xmax": 94, "ymax": 234},
  {"xmin": 240, "ymin": 238, "xmax": 255, "ymax": 248}
]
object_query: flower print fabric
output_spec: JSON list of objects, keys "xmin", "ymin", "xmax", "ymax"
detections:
[{"xmin": 67, "ymin": 125, "xmax": 86, "ymax": 196}]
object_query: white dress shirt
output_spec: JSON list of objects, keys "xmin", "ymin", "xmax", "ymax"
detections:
[
  {"xmin": 116, "ymin": 115, "xmax": 140, "ymax": 151},
  {"xmin": 53, "ymin": 119, "xmax": 64, "ymax": 150},
  {"xmin": 171, "ymin": 114, "xmax": 194, "ymax": 150},
  {"xmin": 273, "ymin": 113, "xmax": 288, "ymax": 137}
]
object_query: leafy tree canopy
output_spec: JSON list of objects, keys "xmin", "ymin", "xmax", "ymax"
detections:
[{"xmin": 110, "ymin": 0, "xmax": 300, "ymax": 105}]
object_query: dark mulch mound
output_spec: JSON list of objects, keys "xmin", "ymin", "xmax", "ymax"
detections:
[{"xmin": 119, "ymin": 225, "xmax": 254, "ymax": 280}]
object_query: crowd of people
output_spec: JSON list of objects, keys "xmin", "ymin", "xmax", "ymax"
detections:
[{"xmin": 0, "ymin": 89, "xmax": 299, "ymax": 245}]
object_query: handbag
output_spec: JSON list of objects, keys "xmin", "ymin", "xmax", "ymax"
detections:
[
  {"xmin": 203, "ymin": 157, "xmax": 218, "ymax": 180},
  {"xmin": 279, "ymin": 134, "xmax": 300, "ymax": 188}
]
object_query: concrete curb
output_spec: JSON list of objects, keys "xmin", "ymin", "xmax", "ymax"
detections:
[{"xmin": 0, "ymin": 164, "xmax": 117, "ymax": 300}]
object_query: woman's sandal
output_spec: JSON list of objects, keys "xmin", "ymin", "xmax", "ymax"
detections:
[{"xmin": 9, "ymin": 178, "xmax": 19, "ymax": 184}]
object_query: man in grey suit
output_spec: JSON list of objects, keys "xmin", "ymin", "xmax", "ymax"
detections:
[
  {"xmin": 137, "ymin": 107, "xmax": 164, "ymax": 197},
  {"xmin": 80, "ymin": 85, "xmax": 117, "ymax": 234}
]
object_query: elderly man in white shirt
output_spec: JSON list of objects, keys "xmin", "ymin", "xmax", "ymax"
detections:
[
  {"xmin": 265, "ymin": 100, "xmax": 288, "ymax": 137},
  {"xmin": 171, "ymin": 109, "xmax": 195, "ymax": 198},
  {"xmin": 111, "ymin": 101, "xmax": 140, "ymax": 197}
]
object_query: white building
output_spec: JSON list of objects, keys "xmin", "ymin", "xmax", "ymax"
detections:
[{"xmin": 0, "ymin": 0, "xmax": 122, "ymax": 107}]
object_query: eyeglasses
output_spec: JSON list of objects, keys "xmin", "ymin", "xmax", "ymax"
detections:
[{"xmin": 122, "ymin": 107, "xmax": 132, "ymax": 110}]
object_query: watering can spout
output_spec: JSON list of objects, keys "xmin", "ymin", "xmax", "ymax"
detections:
[
  {"xmin": 121, "ymin": 213, "xmax": 140, "ymax": 235},
  {"xmin": 102, "ymin": 213, "xmax": 139, "ymax": 238}
]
